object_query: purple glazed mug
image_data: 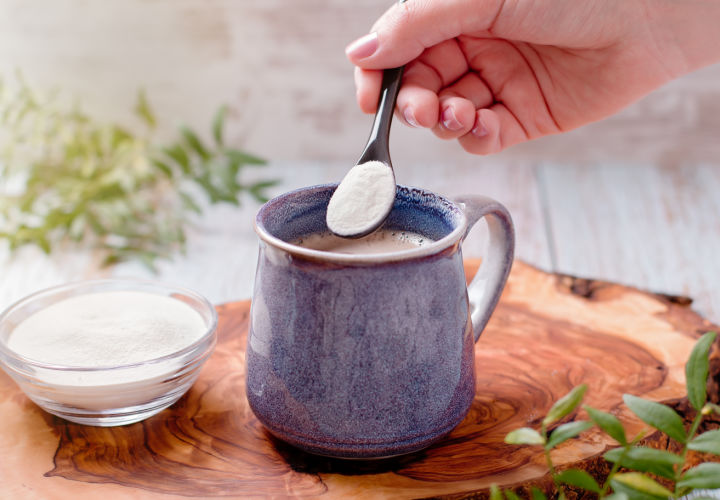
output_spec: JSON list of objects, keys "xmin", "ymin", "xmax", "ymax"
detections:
[{"xmin": 246, "ymin": 184, "xmax": 514, "ymax": 458}]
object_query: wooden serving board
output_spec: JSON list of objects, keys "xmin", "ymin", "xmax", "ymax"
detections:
[{"xmin": 2, "ymin": 260, "xmax": 719, "ymax": 499}]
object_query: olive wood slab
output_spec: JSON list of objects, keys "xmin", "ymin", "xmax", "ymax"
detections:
[{"xmin": 2, "ymin": 260, "xmax": 718, "ymax": 499}]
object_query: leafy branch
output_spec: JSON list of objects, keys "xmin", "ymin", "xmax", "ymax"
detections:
[
  {"xmin": 502, "ymin": 331, "xmax": 720, "ymax": 499},
  {"xmin": 0, "ymin": 75, "xmax": 278, "ymax": 269}
]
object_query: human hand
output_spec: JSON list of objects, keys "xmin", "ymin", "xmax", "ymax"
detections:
[{"xmin": 347, "ymin": 0, "xmax": 720, "ymax": 154}]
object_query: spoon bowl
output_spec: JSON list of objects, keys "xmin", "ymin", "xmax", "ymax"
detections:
[{"xmin": 326, "ymin": 66, "xmax": 404, "ymax": 238}]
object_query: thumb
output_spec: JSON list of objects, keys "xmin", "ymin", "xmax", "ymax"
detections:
[{"xmin": 346, "ymin": 0, "xmax": 505, "ymax": 69}]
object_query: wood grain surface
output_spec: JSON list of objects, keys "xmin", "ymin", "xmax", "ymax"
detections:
[{"xmin": 1, "ymin": 259, "xmax": 718, "ymax": 499}]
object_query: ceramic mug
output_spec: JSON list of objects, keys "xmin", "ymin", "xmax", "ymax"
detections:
[{"xmin": 246, "ymin": 184, "xmax": 514, "ymax": 458}]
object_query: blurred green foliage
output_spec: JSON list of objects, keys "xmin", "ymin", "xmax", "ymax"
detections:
[{"xmin": 0, "ymin": 76, "xmax": 277, "ymax": 269}]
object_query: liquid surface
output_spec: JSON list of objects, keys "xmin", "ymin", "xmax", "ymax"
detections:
[{"xmin": 293, "ymin": 229, "xmax": 431, "ymax": 254}]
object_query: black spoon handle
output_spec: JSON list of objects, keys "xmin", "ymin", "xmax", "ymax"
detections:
[{"xmin": 357, "ymin": 65, "xmax": 405, "ymax": 166}]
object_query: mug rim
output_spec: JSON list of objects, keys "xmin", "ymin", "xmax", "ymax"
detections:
[{"xmin": 254, "ymin": 183, "xmax": 468, "ymax": 264}]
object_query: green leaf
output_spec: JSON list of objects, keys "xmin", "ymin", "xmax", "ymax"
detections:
[
  {"xmin": 19, "ymin": 191, "xmax": 36, "ymax": 211},
  {"xmin": 584, "ymin": 405, "xmax": 627, "ymax": 445},
  {"xmin": 503, "ymin": 490, "xmax": 521, "ymax": 500},
  {"xmin": 610, "ymin": 473, "xmax": 673, "ymax": 499},
  {"xmin": 37, "ymin": 234, "xmax": 51, "ymax": 254},
  {"xmin": 622, "ymin": 394, "xmax": 687, "ymax": 443},
  {"xmin": 94, "ymin": 182, "xmax": 126, "ymax": 201},
  {"xmin": 677, "ymin": 462, "xmax": 720, "ymax": 489},
  {"xmin": 134, "ymin": 89, "xmax": 156, "ymax": 129},
  {"xmin": 163, "ymin": 145, "xmax": 192, "ymax": 175},
  {"xmin": 555, "ymin": 469, "xmax": 600, "ymax": 493},
  {"xmin": 530, "ymin": 487, "xmax": 546, "ymax": 500},
  {"xmin": 151, "ymin": 159, "xmax": 173, "ymax": 178},
  {"xmin": 179, "ymin": 191, "xmax": 202, "ymax": 215},
  {"xmin": 489, "ymin": 484, "xmax": 503, "ymax": 500},
  {"xmin": 686, "ymin": 331, "xmax": 717, "ymax": 411},
  {"xmin": 226, "ymin": 148, "xmax": 266, "ymax": 165},
  {"xmin": 688, "ymin": 429, "xmax": 720, "ymax": 455},
  {"xmin": 505, "ymin": 427, "xmax": 545, "ymax": 446},
  {"xmin": 180, "ymin": 126, "xmax": 210, "ymax": 161},
  {"xmin": 194, "ymin": 173, "xmax": 239, "ymax": 205},
  {"xmin": 44, "ymin": 209, "xmax": 75, "ymax": 230},
  {"xmin": 227, "ymin": 153, "xmax": 245, "ymax": 177},
  {"xmin": 603, "ymin": 446, "xmax": 682, "ymax": 479},
  {"xmin": 543, "ymin": 385, "xmax": 587, "ymax": 426},
  {"xmin": 249, "ymin": 179, "xmax": 280, "ymax": 203},
  {"xmin": 546, "ymin": 421, "xmax": 593, "ymax": 449},
  {"xmin": 603, "ymin": 494, "xmax": 629, "ymax": 500},
  {"xmin": 708, "ymin": 401, "xmax": 720, "ymax": 413},
  {"xmin": 101, "ymin": 252, "xmax": 123, "ymax": 267},
  {"xmin": 212, "ymin": 105, "xmax": 227, "ymax": 146},
  {"xmin": 111, "ymin": 126, "xmax": 133, "ymax": 149},
  {"xmin": 137, "ymin": 251, "xmax": 159, "ymax": 272}
]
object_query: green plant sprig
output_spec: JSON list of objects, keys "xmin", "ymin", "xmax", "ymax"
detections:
[
  {"xmin": 0, "ymin": 76, "xmax": 277, "ymax": 269},
  {"xmin": 501, "ymin": 331, "xmax": 720, "ymax": 500}
]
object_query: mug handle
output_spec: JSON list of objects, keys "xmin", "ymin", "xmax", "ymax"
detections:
[{"xmin": 455, "ymin": 196, "xmax": 515, "ymax": 342}]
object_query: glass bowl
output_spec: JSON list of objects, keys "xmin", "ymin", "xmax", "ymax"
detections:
[{"xmin": 0, "ymin": 279, "xmax": 218, "ymax": 426}]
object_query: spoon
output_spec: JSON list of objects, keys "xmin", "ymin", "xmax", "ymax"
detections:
[{"xmin": 326, "ymin": 65, "xmax": 405, "ymax": 238}]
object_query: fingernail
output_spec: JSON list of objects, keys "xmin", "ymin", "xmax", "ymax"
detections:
[
  {"xmin": 472, "ymin": 116, "xmax": 488, "ymax": 137},
  {"xmin": 403, "ymin": 107, "xmax": 419, "ymax": 127},
  {"xmin": 441, "ymin": 107, "xmax": 463, "ymax": 131},
  {"xmin": 346, "ymin": 32, "xmax": 379, "ymax": 60}
]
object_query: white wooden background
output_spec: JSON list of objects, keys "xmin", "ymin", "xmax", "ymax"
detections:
[
  {"xmin": 0, "ymin": 1, "xmax": 719, "ymax": 323},
  {"xmin": 1, "ymin": 160, "xmax": 719, "ymax": 325}
]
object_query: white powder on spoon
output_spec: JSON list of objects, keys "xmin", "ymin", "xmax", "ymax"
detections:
[
  {"xmin": 8, "ymin": 291, "xmax": 206, "ymax": 367},
  {"xmin": 326, "ymin": 160, "xmax": 396, "ymax": 237}
]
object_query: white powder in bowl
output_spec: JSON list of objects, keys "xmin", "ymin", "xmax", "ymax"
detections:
[
  {"xmin": 326, "ymin": 160, "xmax": 396, "ymax": 236},
  {"xmin": 7, "ymin": 291, "xmax": 207, "ymax": 367}
]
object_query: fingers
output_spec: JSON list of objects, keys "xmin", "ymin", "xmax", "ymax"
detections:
[
  {"xmin": 354, "ymin": 67, "xmax": 382, "ymax": 114},
  {"xmin": 393, "ymin": 56, "xmax": 443, "ymax": 128},
  {"xmin": 358, "ymin": 68, "xmax": 532, "ymax": 154},
  {"xmin": 441, "ymin": 72, "xmax": 494, "ymax": 108},
  {"xmin": 458, "ymin": 105, "xmax": 529, "ymax": 155},
  {"xmin": 392, "ymin": 39, "xmax": 472, "ymax": 129},
  {"xmin": 393, "ymin": 87, "xmax": 530, "ymax": 155},
  {"xmin": 413, "ymin": 39, "xmax": 469, "ymax": 89},
  {"xmin": 458, "ymin": 108, "xmax": 501, "ymax": 154},
  {"xmin": 432, "ymin": 73, "xmax": 495, "ymax": 139},
  {"xmin": 433, "ymin": 96, "xmax": 476, "ymax": 139},
  {"xmin": 346, "ymin": 0, "xmax": 505, "ymax": 68},
  {"xmin": 395, "ymin": 83, "xmax": 439, "ymax": 128}
]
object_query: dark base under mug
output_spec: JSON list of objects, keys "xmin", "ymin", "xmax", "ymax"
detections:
[{"xmin": 259, "ymin": 414, "xmax": 466, "ymax": 459}]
